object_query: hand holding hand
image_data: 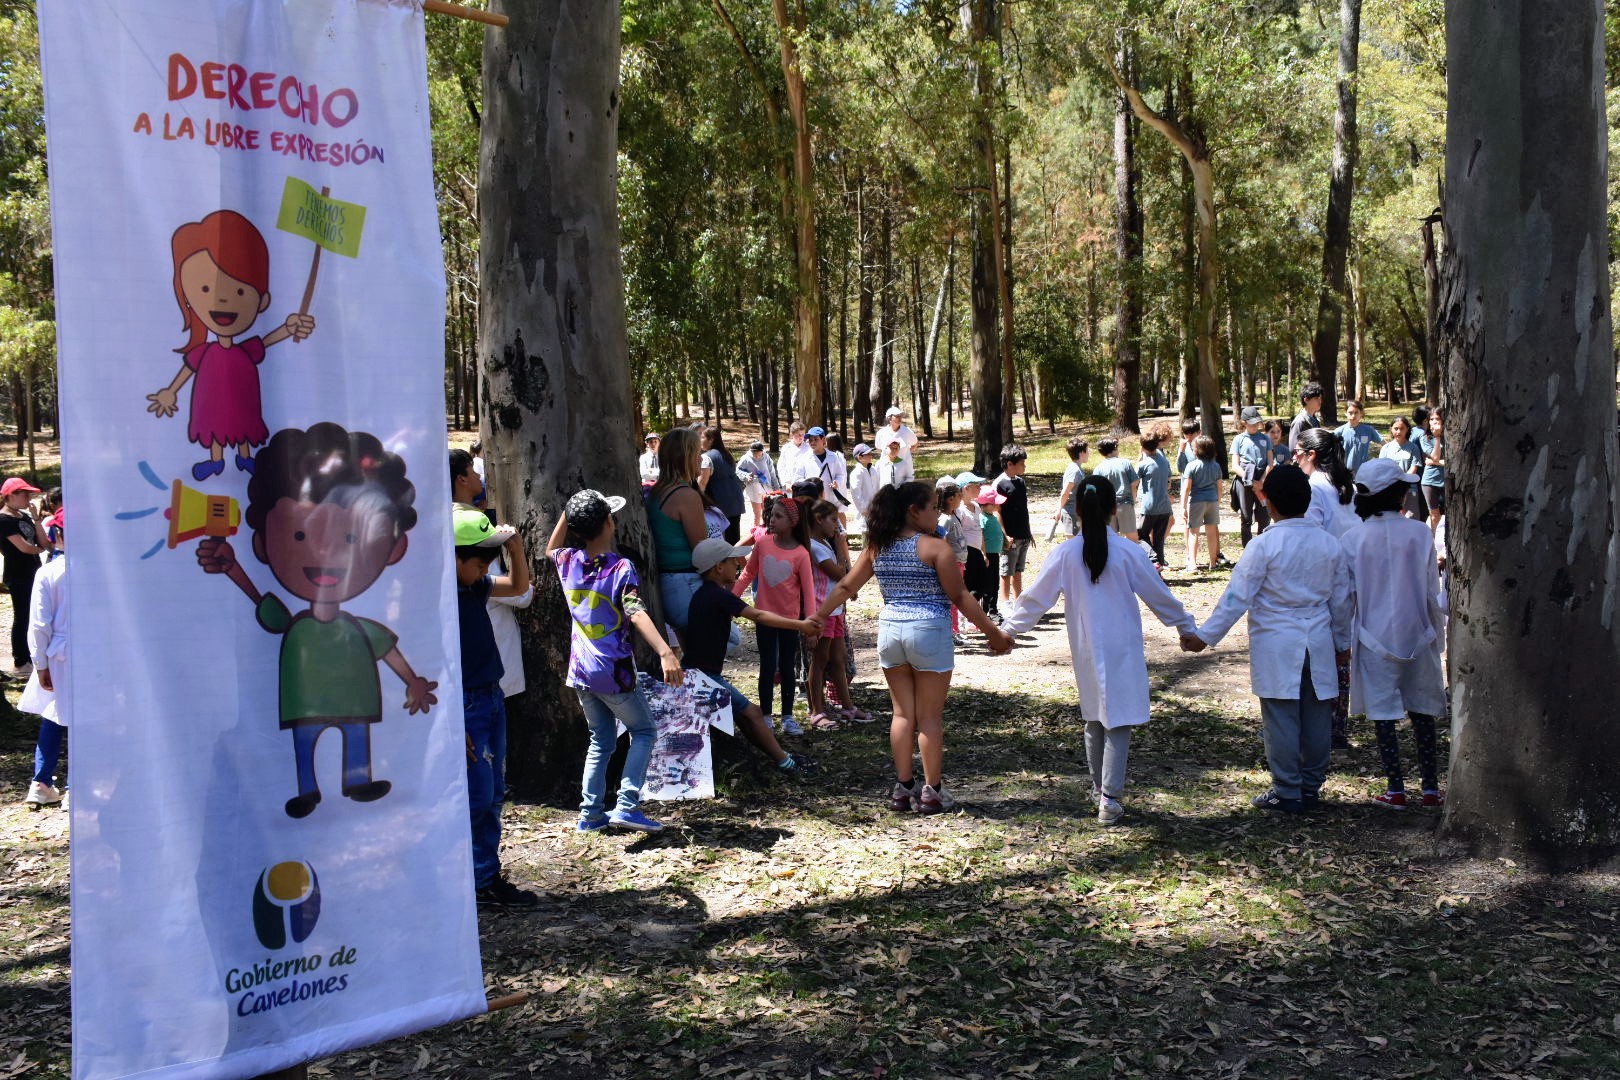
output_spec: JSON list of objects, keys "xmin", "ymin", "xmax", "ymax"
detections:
[
  {"xmin": 986, "ymin": 627, "xmax": 1014, "ymax": 656},
  {"xmin": 197, "ymin": 538, "xmax": 237, "ymax": 574},
  {"xmin": 285, "ymin": 313, "xmax": 316, "ymax": 341},
  {"xmin": 404, "ymin": 675, "xmax": 439, "ymax": 714},
  {"xmin": 146, "ymin": 388, "xmax": 179, "ymax": 417},
  {"xmin": 1179, "ymin": 633, "xmax": 1207, "ymax": 653}
]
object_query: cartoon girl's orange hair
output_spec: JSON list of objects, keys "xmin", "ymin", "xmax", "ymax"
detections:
[{"xmin": 171, "ymin": 211, "xmax": 270, "ymax": 354}]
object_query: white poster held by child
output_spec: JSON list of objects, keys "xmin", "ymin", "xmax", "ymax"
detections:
[
  {"xmin": 39, "ymin": 2, "xmax": 486, "ymax": 1078},
  {"xmin": 633, "ymin": 671, "xmax": 736, "ymax": 801}
]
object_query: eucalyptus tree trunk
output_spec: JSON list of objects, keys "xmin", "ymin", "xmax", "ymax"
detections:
[
  {"xmin": 479, "ymin": 0, "xmax": 647, "ymax": 798},
  {"xmin": 1309, "ymin": 0, "xmax": 1361, "ymax": 426},
  {"xmin": 855, "ymin": 176, "xmax": 875, "ymax": 435},
  {"xmin": 1111, "ymin": 31, "xmax": 1143, "ymax": 434},
  {"xmin": 1438, "ymin": 0, "xmax": 1620, "ymax": 868}
]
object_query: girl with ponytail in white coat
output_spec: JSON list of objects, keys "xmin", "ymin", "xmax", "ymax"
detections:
[{"xmin": 999, "ymin": 475, "xmax": 1203, "ymax": 825}]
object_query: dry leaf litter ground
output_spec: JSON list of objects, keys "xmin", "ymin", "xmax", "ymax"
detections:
[{"xmin": 4, "ymin": 426, "xmax": 1619, "ymax": 1078}]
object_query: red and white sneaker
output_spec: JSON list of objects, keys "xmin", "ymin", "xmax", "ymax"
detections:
[
  {"xmin": 1371, "ymin": 790, "xmax": 1408, "ymax": 809},
  {"xmin": 889, "ymin": 782, "xmax": 918, "ymax": 813},
  {"xmin": 1420, "ymin": 790, "xmax": 1445, "ymax": 808}
]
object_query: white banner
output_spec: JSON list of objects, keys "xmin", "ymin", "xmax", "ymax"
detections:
[{"xmin": 39, "ymin": 2, "xmax": 486, "ymax": 1077}]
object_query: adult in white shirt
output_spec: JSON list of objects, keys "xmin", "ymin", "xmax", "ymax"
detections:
[
  {"xmin": 639, "ymin": 433, "xmax": 661, "ymax": 486},
  {"xmin": 1194, "ymin": 465, "xmax": 1353, "ymax": 813},
  {"xmin": 776, "ymin": 421, "xmax": 809, "ymax": 484},
  {"xmin": 21, "ymin": 509, "xmax": 68, "ymax": 808},
  {"xmin": 872, "ymin": 406, "xmax": 918, "ymax": 464},
  {"xmin": 788, "ymin": 426, "xmax": 849, "ymax": 504}
]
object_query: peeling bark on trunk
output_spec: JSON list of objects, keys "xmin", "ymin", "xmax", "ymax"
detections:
[
  {"xmin": 1310, "ymin": 0, "xmax": 1361, "ymax": 426},
  {"xmin": 1438, "ymin": 0, "xmax": 1620, "ymax": 868},
  {"xmin": 479, "ymin": 0, "xmax": 647, "ymax": 799}
]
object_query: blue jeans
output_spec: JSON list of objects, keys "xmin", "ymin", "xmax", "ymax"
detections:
[
  {"xmin": 464, "ymin": 684, "xmax": 507, "ymax": 888},
  {"xmin": 577, "ymin": 687, "xmax": 656, "ymax": 818},
  {"xmin": 291, "ymin": 721, "xmax": 374, "ymax": 797},
  {"xmin": 33, "ymin": 718, "xmax": 66, "ymax": 787}
]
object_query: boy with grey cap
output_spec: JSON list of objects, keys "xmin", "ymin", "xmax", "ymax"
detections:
[
  {"xmin": 1231, "ymin": 405, "xmax": 1274, "ymax": 545},
  {"xmin": 684, "ymin": 537, "xmax": 818, "ymax": 778}
]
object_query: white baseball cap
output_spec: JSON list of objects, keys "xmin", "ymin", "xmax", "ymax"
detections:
[
  {"xmin": 1354, "ymin": 457, "xmax": 1412, "ymax": 495},
  {"xmin": 692, "ymin": 537, "xmax": 751, "ymax": 574}
]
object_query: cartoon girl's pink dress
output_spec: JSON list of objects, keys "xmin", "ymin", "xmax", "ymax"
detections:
[{"xmin": 184, "ymin": 337, "xmax": 269, "ymax": 450}]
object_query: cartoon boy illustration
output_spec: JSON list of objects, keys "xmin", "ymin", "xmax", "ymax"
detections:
[
  {"xmin": 148, "ymin": 211, "xmax": 317, "ymax": 482},
  {"xmin": 197, "ymin": 422, "xmax": 438, "ymax": 819}
]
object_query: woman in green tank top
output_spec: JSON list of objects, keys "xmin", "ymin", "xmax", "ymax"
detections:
[{"xmin": 647, "ymin": 428, "xmax": 711, "ymax": 633}]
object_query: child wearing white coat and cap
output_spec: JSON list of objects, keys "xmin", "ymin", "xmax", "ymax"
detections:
[
  {"xmin": 1342, "ymin": 458, "xmax": 1447, "ymax": 808},
  {"xmin": 999, "ymin": 474, "xmax": 1202, "ymax": 825}
]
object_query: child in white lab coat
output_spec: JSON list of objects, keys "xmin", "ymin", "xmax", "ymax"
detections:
[
  {"xmin": 22, "ymin": 509, "xmax": 68, "ymax": 809},
  {"xmin": 1193, "ymin": 466, "xmax": 1353, "ymax": 814},
  {"xmin": 1342, "ymin": 459, "xmax": 1447, "ymax": 808},
  {"xmin": 999, "ymin": 474, "xmax": 1202, "ymax": 825}
]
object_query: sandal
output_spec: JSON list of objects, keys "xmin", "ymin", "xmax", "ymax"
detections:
[
  {"xmin": 839, "ymin": 707, "xmax": 875, "ymax": 724},
  {"xmin": 806, "ymin": 712, "xmax": 842, "ymax": 731}
]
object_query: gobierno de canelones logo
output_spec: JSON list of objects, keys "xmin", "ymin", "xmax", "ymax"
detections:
[{"xmin": 252, "ymin": 860, "xmax": 321, "ymax": 950}]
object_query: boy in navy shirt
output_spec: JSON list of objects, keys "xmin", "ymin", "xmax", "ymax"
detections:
[{"xmin": 454, "ymin": 507, "xmax": 535, "ymax": 907}]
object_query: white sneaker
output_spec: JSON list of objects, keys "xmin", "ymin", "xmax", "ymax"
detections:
[
  {"xmin": 1097, "ymin": 795, "xmax": 1124, "ymax": 826},
  {"xmin": 780, "ymin": 715, "xmax": 804, "ymax": 736},
  {"xmin": 25, "ymin": 781, "xmax": 62, "ymax": 808}
]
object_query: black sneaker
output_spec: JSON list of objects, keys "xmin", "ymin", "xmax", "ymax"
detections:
[
  {"xmin": 284, "ymin": 792, "xmax": 322, "ymax": 819},
  {"xmin": 779, "ymin": 753, "xmax": 818, "ymax": 779},
  {"xmin": 1251, "ymin": 789, "xmax": 1304, "ymax": 815},
  {"xmin": 342, "ymin": 779, "xmax": 391, "ymax": 802},
  {"xmin": 476, "ymin": 876, "xmax": 539, "ymax": 908},
  {"xmin": 1301, "ymin": 790, "xmax": 1321, "ymax": 812}
]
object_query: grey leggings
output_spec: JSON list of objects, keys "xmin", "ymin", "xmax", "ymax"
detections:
[{"xmin": 1085, "ymin": 721, "xmax": 1133, "ymax": 800}]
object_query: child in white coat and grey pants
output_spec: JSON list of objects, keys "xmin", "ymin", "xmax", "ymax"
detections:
[
  {"xmin": 999, "ymin": 474, "xmax": 1202, "ymax": 825},
  {"xmin": 1342, "ymin": 458, "xmax": 1447, "ymax": 808},
  {"xmin": 1194, "ymin": 465, "xmax": 1352, "ymax": 814}
]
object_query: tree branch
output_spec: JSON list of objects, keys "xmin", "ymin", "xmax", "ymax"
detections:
[
  {"xmin": 1102, "ymin": 50, "xmax": 1203, "ymax": 163},
  {"xmin": 710, "ymin": 0, "xmax": 780, "ymax": 123}
]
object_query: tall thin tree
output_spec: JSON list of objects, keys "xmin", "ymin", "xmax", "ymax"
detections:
[{"xmin": 1308, "ymin": 0, "xmax": 1361, "ymax": 426}]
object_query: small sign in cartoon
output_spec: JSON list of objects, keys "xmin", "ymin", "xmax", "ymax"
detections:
[{"xmin": 195, "ymin": 422, "xmax": 437, "ymax": 819}]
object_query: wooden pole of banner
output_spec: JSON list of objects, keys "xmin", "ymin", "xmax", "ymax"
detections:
[
  {"xmin": 422, "ymin": 0, "xmax": 509, "ymax": 27},
  {"xmin": 297, "ymin": 186, "xmax": 330, "ymax": 317}
]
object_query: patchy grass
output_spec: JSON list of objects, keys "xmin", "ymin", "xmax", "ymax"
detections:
[{"xmin": 5, "ymin": 431, "xmax": 1618, "ymax": 1079}]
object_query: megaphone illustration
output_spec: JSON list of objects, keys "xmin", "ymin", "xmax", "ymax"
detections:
[{"xmin": 165, "ymin": 479, "xmax": 240, "ymax": 549}]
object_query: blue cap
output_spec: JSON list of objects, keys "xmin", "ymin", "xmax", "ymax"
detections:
[{"xmin": 806, "ymin": 426, "xmax": 827, "ymax": 438}]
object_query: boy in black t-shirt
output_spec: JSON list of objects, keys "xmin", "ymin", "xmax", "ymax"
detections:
[
  {"xmin": 993, "ymin": 445, "xmax": 1031, "ymax": 602},
  {"xmin": 687, "ymin": 538, "xmax": 817, "ymax": 778}
]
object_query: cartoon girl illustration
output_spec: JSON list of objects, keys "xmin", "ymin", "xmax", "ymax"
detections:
[{"xmin": 147, "ymin": 211, "xmax": 316, "ymax": 482}]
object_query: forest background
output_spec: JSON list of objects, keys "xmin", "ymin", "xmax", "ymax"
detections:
[{"xmin": 1, "ymin": 1, "xmax": 1619, "ymax": 457}]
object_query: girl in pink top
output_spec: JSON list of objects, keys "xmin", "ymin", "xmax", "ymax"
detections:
[
  {"xmin": 734, "ymin": 496, "xmax": 816, "ymax": 734},
  {"xmin": 147, "ymin": 211, "xmax": 316, "ymax": 483}
]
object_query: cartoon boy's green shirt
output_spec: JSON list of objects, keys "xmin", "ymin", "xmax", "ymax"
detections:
[{"xmin": 256, "ymin": 594, "xmax": 398, "ymax": 728}]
